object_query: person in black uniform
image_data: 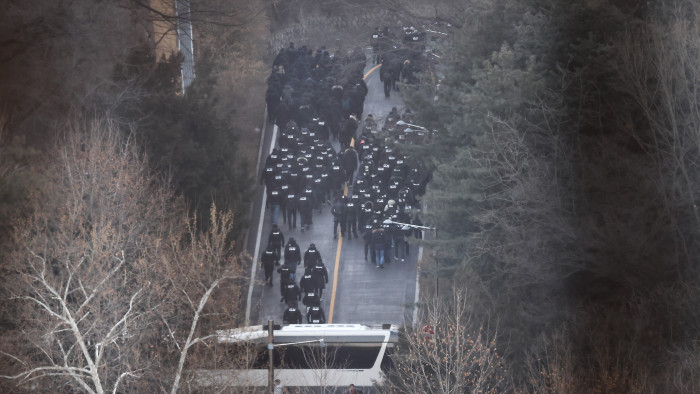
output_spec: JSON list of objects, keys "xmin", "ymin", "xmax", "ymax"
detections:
[
  {"xmin": 268, "ymin": 186, "xmax": 283, "ymax": 225},
  {"xmin": 340, "ymin": 115, "xmax": 358, "ymax": 150},
  {"xmin": 345, "ymin": 194, "xmax": 359, "ymax": 240},
  {"xmin": 283, "ymin": 302, "xmax": 303, "ymax": 324},
  {"xmin": 331, "ymin": 196, "xmax": 346, "ymax": 239},
  {"xmin": 281, "ymin": 282, "xmax": 302, "ymax": 305},
  {"xmin": 382, "ymin": 66, "xmax": 394, "ymax": 98},
  {"xmin": 359, "ymin": 200, "xmax": 373, "ymax": 230},
  {"xmin": 268, "ymin": 224, "xmax": 285, "ymax": 264},
  {"xmin": 330, "ymin": 162, "xmax": 345, "ymax": 199},
  {"xmin": 300, "ymin": 269, "xmax": 314, "ymax": 294},
  {"xmin": 297, "ymin": 193, "xmax": 312, "ymax": 232},
  {"xmin": 302, "ymin": 290, "xmax": 321, "ymax": 308},
  {"xmin": 371, "ymin": 27, "xmax": 382, "ymax": 64},
  {"xmin": 261, "ymin": 245, "xmax": 277, "ymax": 287},
  {"xmin": 341, "ymin": 146, "xmax": 359, "ymax": 185},
  {"xmin": 277, "ymin": 264, "xmax": 292, "ymax": 294},
  {"xmin": 284, "ymin": 238, "xmax": 302, "ymax": 266},
  {"xmin": 304, "ymin": 243, "xmax": 322, "ymax": 270},
  {"xmin": 307, "ymin": 305, "xmax": 326, "ymax": 324},
  {"xmin": 311, "ymin": 261, "xmax": 329, "ymax": 298},
  {"xmin": 284, "ymin": 188, "xmax": 297, "ymax": 231}
]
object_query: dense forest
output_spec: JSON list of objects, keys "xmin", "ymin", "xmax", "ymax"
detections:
[
  {"xmin": 1, "ymin": 0, "xmax": 700, "ymax": 392},
  {"xmin": 399, "ymin": 0, "xmax": 700, "ymax": 391}
]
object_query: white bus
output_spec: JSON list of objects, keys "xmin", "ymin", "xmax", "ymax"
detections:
[{"xmin": 191, "ymin": 324, "xmax": 398, "ymax": 392}]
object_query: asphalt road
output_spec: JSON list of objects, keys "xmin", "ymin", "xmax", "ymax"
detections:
[{"xmin": 245, "ymin": 52, "xmax": 420, "ymax": 327}]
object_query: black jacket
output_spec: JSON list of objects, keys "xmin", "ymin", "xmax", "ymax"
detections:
[
  {"xmin": 311, "ymin": 263, "xmax": 329, "ymax": 289},
  {"xmin": 281, "ymin": 283, "xmax": 302, "ymax": 304},
  {"xmin": 283, "ymin": 306, "xmax": 303, "ymax": 324},
  {"xmin": 304, "ymin": 248, "xmax": 322, "ymax": 268},
  {"xmin": 284, "ymin": 242, "xmax": 302, "ymax": 265},
  {"xmin": 307, "ymin": 306, "xmax": 326, "ymax": 324}
]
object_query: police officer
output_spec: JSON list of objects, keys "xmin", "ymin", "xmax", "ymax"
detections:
[
  {"xmin": 341, "ymin": 145, "xmax": 359, "ymax": 184},
  {"xmin": 371, "ymin": 27, "xmax": 382, "ymax": 64},
  {"xmin": 307, "ymin": 305, "xmax": 326, "ymax": 324},
  {"xmin": 340, "ymin": 115, "xmax": 358, "ymax": 150},
  {"xmin": 304, "ymin": 243, "xmax": 322, "ymax": 270},
  {"xmin": 297, "ymin": 192, "xmax": 312, "ymax": 232},
  {"xmin": 279, "ymin": 181, "xmax": 290, "ymax": 226},
  {"xmin": 268, "ymin": 184, "xmax": 283, "ymax": 225},
  {"xmin": 331, "ymin": 196, "xmax": 346, "ymax": 239},
  {"xmin": 267, "ymin": 224, "xmax": 285, "ymax": 264},
  {"xmin": 300, "ymin": 269, "xmax": 314, "ymax": 294},
  {"xmin": 284, "ymin": 238, "xmax": 301, "ymax": 266},
  {"xmin": 283, "ymin": 302, "xmax": 303, "ymax": 324},
  {"xmin": 302, "ymin": 290, "xmax": 320, "ymax": 308},
  {"xmin": 345, "ymin": 194, "xmax": 360, "ymax": 240},
  {"xmin": 285, "ymin": 187, "xmax": 297, "ymax": 230},
  {"xmin": 261, "ymin": 163, "xmax": 276, "ymax": 191},
  {"xmin": 359, "ymin": 200, "xmax": 373, "ymax": 230},
  {"xmin": 382, "ymin": 66, "xmax": 394, "ymax": 98},
  {"xmin": 280, "ymin": 282, "xmax": 302, "ymax": 305},
  {"xmin": 311, "ymin": 261, "xmax": 329, "ymax": 298},
  {"xmin": 312, "ymin": 172, "xmax": 324, "ymax": 213},
  {"xmin": 277, "ymin": 264, "xmax": 293, "ymax": 293},
  {"xmin": 261, "ymin": 245, "xmax": 277, "ymax": 287},
  {"xmin": 330, "ymin": 161, "xmax": 345, "ymax": 198}
]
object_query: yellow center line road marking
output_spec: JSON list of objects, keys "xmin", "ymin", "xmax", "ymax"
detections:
[
  {"xmin": 328, "ymin": 236, "xmax": 342, "ymax": 323},
  {"xmin": 328, "ymin": 182, "xmax": 350, "ymax": 323},
  {"xmin": 363, "ymin": 64, "xmax": 381, "ymax": 80},
  {"xmin": 329, "ymin": 99, "xmax": 360, "ymax": 322}
]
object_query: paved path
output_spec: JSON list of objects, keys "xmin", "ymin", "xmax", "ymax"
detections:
[{"xmin": 246, "ymin": 53, "xmax": 419, "ymax": 327}]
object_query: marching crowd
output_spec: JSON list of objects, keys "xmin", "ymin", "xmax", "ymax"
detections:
[
  {"xmin": 261, "ymin": 229, "xmax": 329, "ymax": 325},
  {"xmin": 260, "ymin": 41, "xmax": 431, "ymax": 325}
]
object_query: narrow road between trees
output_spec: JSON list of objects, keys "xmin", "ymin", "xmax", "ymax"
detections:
[{"xmin": 245, "ymin": 50, "xmax": 421, "ymax": 327}]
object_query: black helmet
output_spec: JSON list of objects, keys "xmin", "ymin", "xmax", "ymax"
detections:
[{"xmin": 309, "ymin": 243, "xmax": 316, "ymax": 249}]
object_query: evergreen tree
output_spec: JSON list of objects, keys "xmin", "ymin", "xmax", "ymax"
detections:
[{"xmin": 113, "ymin": 47, "xmax": 252, "ymax": 233}]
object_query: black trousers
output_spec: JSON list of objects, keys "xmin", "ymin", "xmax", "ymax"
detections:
[{"xmin": 287, "ymin": 208, "xmax": 296, "ymax": 229}]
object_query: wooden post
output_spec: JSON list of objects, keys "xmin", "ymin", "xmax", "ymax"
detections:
[{"xmin": 268, "ymin": 319, "xmax": 274, "ymax": 394}]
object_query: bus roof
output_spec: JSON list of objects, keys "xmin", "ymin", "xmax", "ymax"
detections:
[{"xmin": 217, "ymin": 323, "xmax": 399, "ymax": 345}]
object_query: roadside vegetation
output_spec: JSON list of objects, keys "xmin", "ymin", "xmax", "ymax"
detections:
[
  {"xmin": 0, "ymin": 1, "xmax": 264, "ymax": 392},
  {"xmin": 399, "ymin": 0, "xmax": 700, "ymax": 391}
]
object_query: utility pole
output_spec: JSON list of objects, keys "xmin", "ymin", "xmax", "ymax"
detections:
[{"xmin": 268, "ymin": 319, "xmax": 274, "ymax": 394}]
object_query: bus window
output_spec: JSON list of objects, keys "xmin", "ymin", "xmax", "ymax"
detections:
[{"xmin": 274, "ymin": 345, "xmax": 382, "ymax": 369}]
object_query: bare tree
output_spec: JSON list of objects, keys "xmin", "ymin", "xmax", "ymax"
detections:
[
  {"xmin": 380, "ymin": 290, "xmax": 512, "ymax": 393},
  {"xmin": 0, "ymin": 119, "xmax": 175, "ymax": 392},
  {"xmin": 0, "ymin": 118, "xmax": 247, "ymax": 393},
  {"xmin": 158, "ymin": 205, "xmax": 246, "ymax": 394}
]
